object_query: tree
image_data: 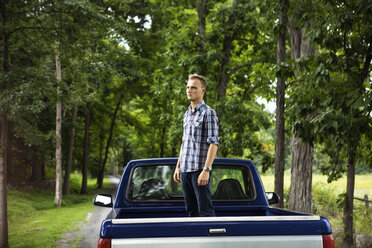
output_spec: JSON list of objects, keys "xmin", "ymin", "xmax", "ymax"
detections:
[
  {"xmin": 287, "ymin": 5, "xmax": 317, "ymax": 212},
  {"xmin": 81, "ymin": 107, "xmax": 90, "ymax": 195},
  {"xmin": 288, "ymin": 0, "xmax": 372, "ymax": 245},
  {"xmin": 97, "ymin": 99, "xmax": 122, "ymax": 189},
  {"xmin": 274, "ymin": 0, "xmax": 288, "ymax": 208},
  {"xmin": 63, "ymin": 106, "xmax": 78, "ymax": 195},
  {"xmin": 54, "ymin": 45, "xmax": 63, "ymax": 206},
  {"xmin": 217, "ymin": 0, "xmax": 240, "ymax": 100},
  {"xmin": 0, "ymin": 0, "xmax": 9, "ymax": 244}
]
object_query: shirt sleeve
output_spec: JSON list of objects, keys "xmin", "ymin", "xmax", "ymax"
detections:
[{"xmin": 205, "ymin": 108, "xmax": 219, "ymax": 146}]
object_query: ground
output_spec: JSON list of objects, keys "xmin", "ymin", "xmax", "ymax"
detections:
[{"xmin": 54, "ymin": 176, "xmax": 119, "ymax": 248}]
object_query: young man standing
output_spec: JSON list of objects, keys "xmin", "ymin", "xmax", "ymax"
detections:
[{"xmin": 173, "ymin": 74, "xmax": 219, "ymax": 217}]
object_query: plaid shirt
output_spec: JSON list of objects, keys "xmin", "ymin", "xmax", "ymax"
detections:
[{"xmin": 180, "ymin": 101, "xmax": 219, "ymax": 173}]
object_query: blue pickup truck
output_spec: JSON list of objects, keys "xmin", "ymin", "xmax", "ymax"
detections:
[{"xmin": 93, "ymin": 158, "xmax": 335, "ymax": 248}]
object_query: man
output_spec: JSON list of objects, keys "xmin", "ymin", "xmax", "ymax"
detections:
[{"xmin": 173, "ymin": 74, "xmax": 219, "ymax": 217}]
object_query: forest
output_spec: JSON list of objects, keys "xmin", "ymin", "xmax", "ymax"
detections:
[{"xmin": 0, "ymin": 0, "xmax": 371, "ymax": 247}]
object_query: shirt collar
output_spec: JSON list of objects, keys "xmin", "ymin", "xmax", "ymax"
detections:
[{"xmin": 189, "ymin": 101, "xmax": 205, "ymax": 113}]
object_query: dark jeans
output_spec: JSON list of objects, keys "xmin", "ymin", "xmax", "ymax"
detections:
[{"xmin": 180, "ymin": 170, "xmax": 215, "ymax": 217}]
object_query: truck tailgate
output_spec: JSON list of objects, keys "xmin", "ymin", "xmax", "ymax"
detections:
[
  {"xmin": 100, "ymin": 215, "xmax": 332, "ymax": 248},
  {"xmin": 106, "ymin": 216, "xmax": 331, "ymax": 238},
  {"xmin": 112, "ymin": 235, "xmax": 322, "ymax": 248}
]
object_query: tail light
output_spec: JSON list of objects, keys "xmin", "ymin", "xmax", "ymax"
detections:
[
  {"xmin": 322, "ymin": 235, "xmax": 335, "ymax": 248},
  {"xmin": 98, "ymin": 238, "xmax": 111, "ymax": 248}
]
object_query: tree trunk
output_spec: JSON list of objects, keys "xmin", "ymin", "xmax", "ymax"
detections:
[
  {"xmin": 63, "ymin": 105, "xmax": 78, "ymax": 195},
  {"xmin": 274, "ymin": 0, "xmax": 288, "ymax": 208},
  {"xmin": 0, "ymin": 1, "xmax": 9, "ymax": 244},
  {"xmin": 160, "ymin": 126, "xmax": 166, "ymax": 158},
  {"xmin": 288, "ymin": 135, "xmax": 313, "ymax": 212},
  {"xmin": 54, "ymin": 48, "xmax": 63, "ymax": 206},
  {"xmin": 97, "ymin": 131, "xmax": 103, "ymax": 179},
  {"xmin": 0, "ymin": 115, "xmax": 8, "ymax": 248},
  {"xmin": 342, "ymin": 145, "xmax": 356, "ymax": 247},
  {"xmin": 97, "ymin": 100, "xmax": 122, "ymax": 189},
  {"xmin": 31, "ymin": 151, "xmax": 42, "ymax": 185},
  {"xmin": 196, "ymin": 0, "xmax": 208, "ymax": 75},
  {"xmin": 217, "ymin": 0, "xmax": 239, "ymax": 100},
  {"xmin": 80, "ymin": 109, "xmax": 90, "ymax": 195},
  {"xmin": 288, "ymin": 24, "xmax": 317, "ymax": 213}
]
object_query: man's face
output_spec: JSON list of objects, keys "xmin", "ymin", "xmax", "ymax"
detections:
[{"xmin": 186, "ymin": 79, "xmax": 205, "ymax": 103}]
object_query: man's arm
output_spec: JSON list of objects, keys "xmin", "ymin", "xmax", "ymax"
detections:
[
  {"xmin": 173, "ymin": 145, "xmax": 182, "ymax": 183},
  {"xmin": 197, "ymin": 143, "xmax": 218, "ymax": 186}
]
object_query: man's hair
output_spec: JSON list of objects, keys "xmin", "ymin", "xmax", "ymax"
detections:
[{"xmin": 188, "ymin": 74, "xmax": 207, "ymax": 89}]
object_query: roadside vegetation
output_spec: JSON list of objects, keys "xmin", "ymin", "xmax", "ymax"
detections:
[
  {"xmin": 261, "ymin": 172, "xmax": 372, "ymax": 247},
  {"xmin": 8, "ymin": 174, "xmax": 112, "ymax": 248}
]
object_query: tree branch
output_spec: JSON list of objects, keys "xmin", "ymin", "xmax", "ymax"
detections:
[
  {"xmin": 228, "ymin": 62, "xmax": 253, "ymax": 77},
  {"xmin": 360, "ymin": 39, "xmax": 372, "ymax": 85},
  {"xmin": 247, "ymin": 82, "xmax": 261, "ymax": 95},
  {"xmin": 7, "ymin": 26, "xmax": 52, "ymax": 37}
]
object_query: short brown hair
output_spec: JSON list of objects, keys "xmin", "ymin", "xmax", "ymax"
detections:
[{"xmin": 188, "ymin": 74, "xmax": 207, "ymax": 89}]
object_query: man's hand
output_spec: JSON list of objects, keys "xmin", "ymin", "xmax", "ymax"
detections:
[
  {"xmin": 173, "ymin": 167, "xmax": 181, "ymax": 183},
  {"xmin": 197, "ymin": 170, "xmax": 210, "ymax": 186}
]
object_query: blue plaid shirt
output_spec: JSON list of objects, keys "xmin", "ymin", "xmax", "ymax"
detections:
[{"xmin": 180, "ymin": 101, "xmax": 219, "ymax": 173}]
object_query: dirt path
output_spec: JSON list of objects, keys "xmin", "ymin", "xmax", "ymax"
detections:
[{"xmin": 54, "ymin": 176, "xmax": 120, "ymax": 248}]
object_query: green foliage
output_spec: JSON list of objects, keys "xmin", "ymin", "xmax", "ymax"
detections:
[
  {"xmin": 7, "ymin": 174, "xmax": 111, "ymax": 248},
  {"xmin": 2, "ymin": 0, "xmax": 370, "ymax": 215},
  {"xmin": 287, "ymin": 0, "xmax": 372, "ymax": 182}
]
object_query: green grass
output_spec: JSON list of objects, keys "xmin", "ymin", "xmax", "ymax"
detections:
[
  {"xmin": 260, "ymin": 172, "xmax": 372, "ymax": 196},
  {"xmin": 261, "ymin": 172, "xmax": 372, "ymax": 246},
  {"xmin": 8, "ymin": 173, "xmax": 113, "ymax": 248}
]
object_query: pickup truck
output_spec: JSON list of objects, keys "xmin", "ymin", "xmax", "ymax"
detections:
[{"xmin": 93, "ymin": 158, "xmax": 334, "ymax": 248}]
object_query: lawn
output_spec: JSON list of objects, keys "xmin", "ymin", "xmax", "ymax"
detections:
[{"xmin": 7, "ymin": 173, "xmax": 113, "ymax": 248}]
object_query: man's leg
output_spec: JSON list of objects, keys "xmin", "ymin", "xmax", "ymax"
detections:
[
  {"xmin": 191, "ymin": 170, "xmax": 215, "ymax": 217},
  {"xmin": 181, "ymin": 172, "xmax": 199, "ymax": 217}
]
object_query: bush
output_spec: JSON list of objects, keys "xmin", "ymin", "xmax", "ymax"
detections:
[{"xmin": 312, "ymin": 182, "xmax": 340, "ymax": 217}]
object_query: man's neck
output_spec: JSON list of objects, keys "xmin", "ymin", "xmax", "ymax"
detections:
[{"xmin": 191, "ymin": 100, "xmax": 203, "ymax": 112}]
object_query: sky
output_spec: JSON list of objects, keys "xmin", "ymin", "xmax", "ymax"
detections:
[{"xmin": 257, "ymin": 97, "xmax": 276, "ymax": 114}]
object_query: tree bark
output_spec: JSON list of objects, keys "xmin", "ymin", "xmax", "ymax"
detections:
[
  {"xmin": 160, "ymin": 126, "xmax": 166, "ymax": 158},
  {"xmin": 97, "ymin": 100, "xmax": 122, "ymax": 189},
  {"xmin": 63, "ymin": 105, "xmax": 78, "ymax": 195},
  {"xmin": 80, "ymin": 109, "xmax": 90, "ymax": 195},
  {"xmin": 274, "ymin": 0, "xmax": 288, "ymax": 208},
  {"xmin": 54, "ymin": 48, "xmax": 63, "ymax": 206},
  {"xmin": 196, "ymin": 0, "xmax": 208, "ymax": 75},
  {"xmin": 0, "ymin": 1, "xmax": 9, "ymax": 245},
  {"xmin": 0, "ymin": 115, "xmax": 8, "ymax": 248},
  {"xmin": 196, "ymin": 0, "xmax": 207, "ymax": 48},
  {"xmin": 288, "ymin": 135, "xmax": 313, "ymax": 212},
  {"xmin": 288, "ymin": 24, "xmax": 316, "ymax": 213},
  {"xmin": 342, "ymin": 145, "xmax": 356, "ymax": 247},
  {"xmin": 217, "ymin": 0, "xmax": 239, "ymax": 100}
]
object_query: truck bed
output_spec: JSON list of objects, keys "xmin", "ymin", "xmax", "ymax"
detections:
[{"xmin": 95, "ymin": 158, "xmax": 334, "ymax": 248}]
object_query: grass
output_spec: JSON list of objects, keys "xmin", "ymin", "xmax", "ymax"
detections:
[
  {"xmin": 260, "ymin": 172, "xmax": 372, "ymax": 196},
  {"xmin": 261, "ymin": 172, "xmax": 372, "ymax": 247},
  {"xmin": 8, "ymin": 173, "xmax": 113, "ymax": 248}
]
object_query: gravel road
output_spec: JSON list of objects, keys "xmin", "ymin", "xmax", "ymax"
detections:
[{"xmin": 55, "ymin": 176, "xmax": 120, "ymax": 248}]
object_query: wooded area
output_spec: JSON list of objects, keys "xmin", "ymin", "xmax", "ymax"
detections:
[{"xmin": 0, "ymin": 0, "xmax": 371, "ymax": 247}]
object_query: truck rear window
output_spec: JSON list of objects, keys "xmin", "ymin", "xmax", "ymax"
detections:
[{"xmin": 127, "ymin": 164, "xmax": 255, "ymax": 201}]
